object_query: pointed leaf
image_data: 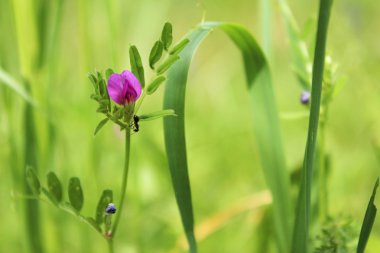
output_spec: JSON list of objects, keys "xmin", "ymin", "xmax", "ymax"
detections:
[
  {"xmin": 95, "ymin": 190, "xmax": 113, "ymax": 224},
  {"xmin": 94, "ymin": 118, "xmax": 109, "ymax": 136},
  {"xmin": 68, "ymin": 177, "xmax": 84, "ymax": 212},
  {"xmin": 156, "ymin": 55, "xmax": 180, "ymax": 75},
  {"xmin": 26, "ymin": 166, "xmax": 41, "ymax": 195},
  {"xmin": 161, "ymin": 22, "xmax": 173, "ymax": 50},
  {"xmin": 147, "ymin": 76, "xmax": 166, "ymax": 95},
  {"xmin": 149, "ymin": 40, "xmax": 164, "ymax": 69},
  {"xmin": 139, "ymin": 109, "xmax": 176, "ymax": 121},
  {"xmin": 169, "ymin": 38, "xmax": 190, "ymax": 55},
  {"xmin": 129, "ymin": 45, "xmax": 145, "ymax": 88},
  {"xmin": 357, "ymin": 178, "xmax": 379, "ymax": 253},
  {"xmin": 47, "ymin": 172, "xmax": 63, "ymax": 203}
]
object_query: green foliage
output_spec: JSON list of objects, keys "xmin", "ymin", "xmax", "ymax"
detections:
[
  {"xmin": 146, "ymin": 76, "xmax": 166, "ymax": 95},
  {"xmin": 46, "ymin": 172, "xmax": 63, "ymax": 203},
  {"xmin": 26, "ymin": 166, "xmax": 41, "ymax": 195},
  {"xmin": 95, "ymin": 190, "xmax": 113, "ymax": 225},
  {"xmin": 314, "ymin": 216, "xmax": 357, "ymax": 253},
  {"xmin": 149, "ymin": 40, "xmax": 164, "ymax": 69},
  {"xmin": 129, "ymin": 45, "xmax": 145, "ymax": 88},
  {"xmin": 163, "ymin": 22, "xmax": 292, "ymax": 253},
  {"xmin": 356, "ymin": 178, "xmax": 379, "ymax": 253},
  {"xmin": 68, "ymin": 177, "xmax": 84, "ymax": 212},
  {"xmin": 161, "ymin": 22, "xmax": 173, "ymax": 50}
]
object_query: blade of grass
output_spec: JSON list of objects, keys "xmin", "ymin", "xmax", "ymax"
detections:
[
  {"xmin": 163, "ymin": 22, "xmax": 292, "ymax": 253},
  {"xmin": 291, "ymin": 1, "xmax": 334, "ymax": 253},
  {"xmin": 356, "ymin": 178, "xmax": 379, "ymax": 253},
  {"xmin": 0, "ymin": 68, "xmax": 34, "ymax": 104},
  {"xmin": 23, "ymin": 83, "xmax": 44, "ymax": 253}
]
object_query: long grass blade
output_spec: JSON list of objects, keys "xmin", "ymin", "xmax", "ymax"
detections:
[
  {"xmin": 291, "ymin": 1, "xmax": 334, "ymax": 253},
  {"xmin": 356, "ymin": 178, "xmax": 379, "ymax": 253},
  {"xmin": 163, "ymin": 22, "xmax": 292, "ymax": 253}
]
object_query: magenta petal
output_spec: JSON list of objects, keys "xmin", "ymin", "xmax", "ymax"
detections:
[
  {"xmin": 107, "ymin": 73, "xmax": 126, "ymax": 105},
  {"xmin": 121, "ymin": 70, "xmax": 142, "ymax": 102}
]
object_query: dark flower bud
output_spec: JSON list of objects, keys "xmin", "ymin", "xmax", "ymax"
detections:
[
  {"xmin": 300, "ymin": 91, "xmax": 311, "ymax": 105},
  {"xmin": 105, "ymin": 203, "xmax": 116, "ymax": 214}
]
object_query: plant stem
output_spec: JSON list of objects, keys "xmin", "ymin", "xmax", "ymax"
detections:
[
  {"xmin": 111, "ymin": 129, "xmax": 131, "ymax": 236},
  {"xmin": 318, "ymin": 120, "xmax": 328, "ymax": 221},
  {"xmin": 107, "ymin": 239, "xmax": 114, "ymax": 253}
]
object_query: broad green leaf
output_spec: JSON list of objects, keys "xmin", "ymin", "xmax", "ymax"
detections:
[
  {"xmin": 0, "ymin": 68, "xmax": 34, "ymax": 104},
  {"xmin": 169, "ymin": 38, "xmax": 190, "ymax": 55},
  {"xmin": 26, "ymin": 166, "xmax": 41, "ymax": 195},
  {"xmin": 149, "ymin": 40, "xmax": 164, "ymax": 69},
  {"xmin": 357, "ymin": 178, "xmax": 379, "ymax": 253},
  {"xmin": 94, "ymin": 118, "xmax": 109, "ymax": 136},
  {"xmin": 129, "ymin": 45, "xmax": 145, "ymax": 88},
  {"xmin": 95, "ymin": 189, "xmax": 113, "ymax": 224},
  {"xmin": 291, "ymin": 1, "xmax": 334, "ymax": 253},
  {"xmin": 147, "ymin": 76, "xmax": 166, "ymax": 95},
  {"xmin": 161, "ymin": 22, "xmax": 173, "ymax": 50},
  {"xmin": 156, "ymin": 55, "xmax": 180, "ymax": 75},
  {"xmin": 163, "ymin": 22, "xmax": 292, "ymax": 253},
  {"xmin": 47, "ymin": 172, "xmax": 63, "ymax": 202},
  {"xmin": 139, "ymin": 109, "xmax": 175, "ymax": 121},
  {"xmin": 68, "ymin": 177, "xmax": 84, "ymax": 212}
]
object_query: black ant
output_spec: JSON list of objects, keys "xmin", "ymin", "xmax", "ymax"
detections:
[{"xmin": 132, "ymin": 115, "xmax": 140, "ymax": 132}]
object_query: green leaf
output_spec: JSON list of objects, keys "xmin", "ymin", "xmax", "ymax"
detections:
[
  {"xmin": 68, "ymin": 177, "xmax": 84, "ymax": 212},
  {"xmin": 47, "ymin": 172, "xmax": 63, "ymax": 203},
  {"xmin": 161, "ymin": 22, "xmax": 173, "ymax": 50},
  {"xmin": 139, "ymin": 109, "xmax": 176, "ymax": 121},
  {"xmin": 94, "ymin": 118, "xmax": 109, "ymax": 136},
  {"xmin": 169, "ymin": 38, "xmax": 190, "ymax": 55},
  {"xmin": 95, "ymin": 190, "xmax": 113, "ymax": 224},
  {"xmin": 105, "ymin": 68, "xmax": 114, "ymax": 80},
  {"xmin": 163, "ymin": 22, "xmax": 292, "ymax": 253},
  {"xmin": 146, "ymin": 76, "xmax": 166, "ymax": 95},
  {"xmin": 129, "ymin": 45, "xmax": 145, "ymax": 88},
  {"xmin": 156, "ymin": 55, "xmax": 180, "ymax": 75},
  {"xmin": 149, "ymin": 40, "xmax": 164, "ymax": 69},
  {"xmin": 26, "ymin": 166, "xmax": 41, "ymax": 195},
  {"xmin": 0, "ymin": 68, "xmax": 35, "ymax": 104},
  {"xmin": 88, "ymin": 73, "xmax": 97, "ymax": 87},
  {"xmin": 357, "ymin": 178, "xmax": 379, "ymax": 253},
  {"xmin": 291, "ymin": 1, "xmax": 334, "ymax": 253}
]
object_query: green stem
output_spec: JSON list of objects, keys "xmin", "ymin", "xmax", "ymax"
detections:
[
  {"xmin": 107, "ymin": 239, "xmax": 114, "ymax": 253},
  {"xmin": 318, "ymin": 120, "xmax": 328, "ymax": 221},
  {"xmin": 111, "ymin": 129, "xmax": 131, "ymax": 236}
]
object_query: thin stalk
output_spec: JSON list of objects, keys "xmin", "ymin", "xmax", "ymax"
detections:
[
  {"xmin": 111, "ymin": 129, "xmax": 131, "ymax": 236},
  {"xmin": 107, "ymin": 239, "xmax": 114, "ymax": 253},
  {"xmin": 318, "ymin": 121, "xmax": 328, "ymax": 221}
]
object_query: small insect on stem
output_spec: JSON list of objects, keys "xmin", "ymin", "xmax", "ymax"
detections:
[{"xmin": 132, "ymin": 115, "xmax": 140, "ymax": 132}]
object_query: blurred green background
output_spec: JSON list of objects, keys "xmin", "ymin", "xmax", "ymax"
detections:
[{"xmin": 1, "ymin": 0, "xmax": 380, "ymax": 252}]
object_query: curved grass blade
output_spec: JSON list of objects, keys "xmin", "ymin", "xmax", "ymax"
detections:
[
  {"xmin": 163, "ymin": 22, "xmax": 292, "ymax": 253},
  {"xmin": 357, "ymin": 178, "xmax": 379, "ymax": 253},
  {"xmin": 291, "ymin": 1, "xmax": 334, "ymax": 253},
  {"xmin": 0, "ymin": 68, "xmax": 34, "ymax": 104}
]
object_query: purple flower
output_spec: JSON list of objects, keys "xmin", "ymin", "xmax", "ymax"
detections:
[
  {"xmin": 300, "ymin": 91, "xmax": 311, "ymax": 105},
  {"xmin": 107, "ymin": 70, "xmax": 142, "ymax": 105}
]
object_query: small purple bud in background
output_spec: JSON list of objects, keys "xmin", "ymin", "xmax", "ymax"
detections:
[
  {"xmin": 107, "ymin": 70, "xmax": 142, "ymax": 105},
  {"xmin": 300, "ymin": 91, "xmax": 311, "ymax": 105},
  {"xmin": 105, "ymin": 203, "xmax": 116, "ymax": 214}
]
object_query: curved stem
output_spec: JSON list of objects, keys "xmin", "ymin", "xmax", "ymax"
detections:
[{"xmin": 111, "ymin": 129, "xmax": 131, "ymax": 236}]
